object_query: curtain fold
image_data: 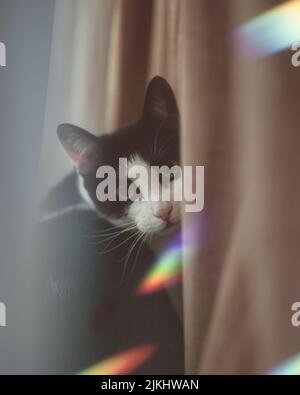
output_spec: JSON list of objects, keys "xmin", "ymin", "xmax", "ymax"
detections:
[
  {"xmin": 105, "ymin": 0, "xmax": 153, "ymax": 131},
  {"xmin": 105, "ymin": 0, "xmax": 180, "ymax": 131},
  {"xmin": 179, "ymin": 0, "xmax": 300, "ymax": 374},
  {"xmin": 38, "ymin": 0, "xmax": 114, "ymax": 199},
  {"xmin": 178, "ymin": 0, "xmax": 239, "ymax": 373}
]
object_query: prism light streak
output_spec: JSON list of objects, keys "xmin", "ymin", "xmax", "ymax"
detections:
[
  {"xmin": 138, "ymin": 215, "xmax": 209, "ymax": 295},
  {"xmin": 79, "ymin": 343, "xmax": 157, "ymax": 375},
  {"xmin": 138, "ymin": 244, "xmax": 182, "ymax": 294},
  {"xmin": 269, "ymin": 354, "xmax": 300, "ymax": 375},
  {"xmin": 233, "ymin": 0, "xmax": 300, "ymax": 59}
]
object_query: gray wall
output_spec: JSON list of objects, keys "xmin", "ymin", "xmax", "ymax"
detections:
[{"xmin": 0, "ymin": 0, "xmax": 55, "ymax": 373}]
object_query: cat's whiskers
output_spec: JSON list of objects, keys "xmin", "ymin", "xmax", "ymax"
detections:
[
  {"xmin": 130, "ymin": 232, "xmax": 148, "ymax": 275},
  {"xmin": 89, "ymin": 225, "xmax": 135, "ymax": 240},
  {"xmin": 88, "ymin": 221, "xmax": 135, "ymax": 238},
  {"xmin": 149, "ymin": 232, "xmax": 154, "ymax": 247},
  {"xmin": 100, "ymin": 229, "xmax": 140, "ymax": 254},
  {"xmin": 121, "ymin": 231, "xmax": 146, "ymax": 280},
  {"xmin": 90, "ymin": 224, "xmax": 137, "ymax": 245}
]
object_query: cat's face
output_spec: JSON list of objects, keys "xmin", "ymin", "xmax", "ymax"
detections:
[{"xmin": 58, "ymin": 76, "xmax": 181, "ymax": 234}]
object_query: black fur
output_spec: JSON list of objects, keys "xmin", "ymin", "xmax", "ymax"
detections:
[
  {"xmin": 57, "ymin": 76, "xmax": 180, "ymax": 219},
  {"xmin": 35, "ymin": 77, "xmax": 184, "ymax": 374}
]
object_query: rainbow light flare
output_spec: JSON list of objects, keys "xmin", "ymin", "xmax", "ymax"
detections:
[
  {"xmin": 138, "ymin": 215, "xmax": 209, "ymax": 295},
  {"xmin": 79, "ymin": 343, "xmax": 157, "ymax": 375},
  {"xmin": 269, "ymin": 353, "xmax": 300, "ymax": 375},
  {"xmin": 138, "ymin": 243, "xmax": 182, "ymax": 294},
  {"xmin": 233, "ymin": 0, "xmax": 300, "ymax": 59}
]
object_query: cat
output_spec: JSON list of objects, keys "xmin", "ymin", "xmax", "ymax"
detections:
[
  {"xmin": 56, "ymin": 76, "xmax": 181, "ymax": 248},
  {"xmin": 35, "ymin": 77, "xmax": 184, "ymax": 374}
]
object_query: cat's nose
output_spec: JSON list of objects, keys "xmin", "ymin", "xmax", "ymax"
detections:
[{"xmin": 154, "ymin": 207, "xmax": 172, "ymax": 222}]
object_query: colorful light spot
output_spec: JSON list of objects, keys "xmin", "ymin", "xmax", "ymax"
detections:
[
  {"xmin": 138, "ymin": 244, "xmax": 182, "ymax": 294},
  {"xmin": 269, "ymin": 353, "xmax": 300, "ymax": 375},
  {"xmin": 233, "ymin": 0, "xmax": 300, "ymax": 59},
  {"xmin": 138, "ymin": 216, "xmax": 207, "ymax": 295},
  {"xmin": 79, "ymin": 343, "xmax": 157, "ymax": 375}
]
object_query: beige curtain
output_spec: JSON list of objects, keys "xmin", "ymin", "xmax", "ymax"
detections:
[
  {"xmin": 42, "ymin": 0, "xmax": 300, "ymax": 373},
  {"xmin": 179, "ymin": 0, "xmax": 300, "ymax": 374},
  {"xmin": 38, "ymin": 0, "xmax": 114, "ymax": 199},
  {"xmin": 105, "ymin": 0, "xmax": 180, "ymax": 131},
  {"xmin": 106, "ymin": 0, "xmax": 300, "ymax": 374}
]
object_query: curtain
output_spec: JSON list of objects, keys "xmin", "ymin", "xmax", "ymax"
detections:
[
  {"xmin": 42, "ymin": 0, "xmax": 300, "ymax": 374},
  {"xmin": 105, "ymin": 0, "xmax": 180, "ymax": 131},
  {"xmin": 38, "ymin": 0, "xmax": 114, "ymax": 199},
  {"xmin": 179, "ymin": 0, "xmax": 300, "ymax": 374}
]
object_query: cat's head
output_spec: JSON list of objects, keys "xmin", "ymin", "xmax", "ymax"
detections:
[{"xmin": 57, "ymin": 76, "xmax": 181, "ymax": 234}]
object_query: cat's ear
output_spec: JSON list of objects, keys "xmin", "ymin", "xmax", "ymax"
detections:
[
  {"xmin": 143, "ymin": 76, "xmax": 178, "ymax": 120},
  {"xmin": 57, "ymin": 124, "xmax": 100, "ymax": 172}
]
